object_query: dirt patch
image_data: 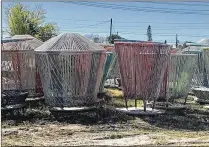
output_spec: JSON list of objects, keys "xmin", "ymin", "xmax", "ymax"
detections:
[
  {"xmin": 2, "ymin": 92, "xmax": 209, "ymax": 146},
  {"xmin": 3, "ymin": 122, "xmax": 209, "ymax": 146},
  {"xmin": 2, "ymin": 123, "xmax": 153, "ymax": 146}
]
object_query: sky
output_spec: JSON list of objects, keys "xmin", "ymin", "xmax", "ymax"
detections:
[{"xmin": 2, "ymin": 1, "xmax": 209, "ymax": 45}]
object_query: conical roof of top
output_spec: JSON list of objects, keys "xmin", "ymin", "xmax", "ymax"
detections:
[
  {"xmin": 35, "ymin": 33, "xmax": 105, "ymax": 52},
  {"xmin": 12, "ymin": 34, "xmax": 37, "ymax": 39},
  {"xmin": 198, "ymin": 39, "xmax": 209, "ymax": 44},
  {"xmin": 179, "ymin": 45, "xmax": 209, "ymax": 53},
  {"xmin": 2, "ymin": 35, "xmax": 43, "ymax": 50}
]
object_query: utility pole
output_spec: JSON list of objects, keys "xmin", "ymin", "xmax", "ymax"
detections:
[
  {"xmin": 117, "ymin": 31, "xmax": 118, "ymax": 36},
  {"xmin": 1, "ymin": 0, "xmax": 3, "ymax": 40},
  {"xmin": 176, "ymin": 34, "xmax": 178, "ymax": 48},
  {"xmin": 110, "ymin": 18, "xmax": 112, "ymax": 38},
  {"xmin": 110, "ymin": 18, "xmax": 112, "ymax": 41}
]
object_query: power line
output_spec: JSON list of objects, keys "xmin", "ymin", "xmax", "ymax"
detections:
[
  {"xmin": 92, "ymin": 2, "xmax": 209, "ymax": 12},
  {"xmin": 54, "ymin": 24, "xmax": 209, "ymax": 31},
  {"xmin": 3, "ymin": 25, "xmax": 208, "ymax": 35},
  {"xmin": 3, "ymin": 18, "xmax": 208, "ymax": 39},
  {"xmin": 2, "ymin": 21, "xmax": 109, "ymax": 30},
  {"xmin": 47, "ymin": 17, "xmax": 108, "ymax": 22},
  {"xmin": 118, "ymin": 32, "xmax": 208, "ymax": 37},
  {"xmin": 58, "ymin": 29, "xmax": 208, "ymax": 38},
  {"xmin": 113, "ymin": 21, "xmax": 208, "ymax": 25},
  {"xmin": 113, "ymin": 26, "xmax": 209, "ymax": 29},
  {"xmin": 3, "ymin": 25, "xmax": 209, "ymax": 29},
  {"xmin": 55, "ymin": 21, "xmax": 209, "ymax": 27},
  {"xmin": 142, "ymin": 2, "xmax": 209, "ymax": 7},
  {"xmin": 112, "ymin": 22, "xmax": 118, "ymax": 35},
  {"xmin": 73, "ymin": 21, "xmax": 109, "ymax": 28},
  {"xmin": 63, "ymin": 1, "xmax": 209, "ymax": 15},
  {"xmin": 57, "ymin": 25, "xmax": 209, "ymax": 30},
  {"xmin": 114, "ymin": 27, "xmax": 209, "ymax": 30},
  {"xmin": 48, "ymin": 22, "xmax": 209, "ymax": 29},
  {"xmin": 45, "ymin": 18, "xmax": 208, "ymax": 25}
]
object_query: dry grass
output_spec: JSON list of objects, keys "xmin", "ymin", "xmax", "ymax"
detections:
[
  {"xmin": 106, "ymin": 88, "xmax": 143, "ymax": 108},
  {"xmin": 106, "ymin": 88, "xmax": 123, "ymax": 98},
  {"xmin": 3, "ymin": 121, "xmax": 209, "ymax": 146}
]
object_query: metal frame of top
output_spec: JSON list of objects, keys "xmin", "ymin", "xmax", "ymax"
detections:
[
  {"xmin": 203, "ymin": 48, "xmax": 209, "ymax": 88},
  {"xmin": 180, "ymin": 45, "xmax": 209, "ymax": 88},
  {"xmin": 159, "ymin": 53, "xmax": 198, "ymax": 104},
  {"xmin": 1, "ymin": 35, "xmax": 44, "ymax": 98},
  {"xmin": 35, "ymin": 33, "xmax": 107, "ymax": 108},
  {"xmin": 114, "ymin": 41, "xmax": 170, "ymax": 111}
]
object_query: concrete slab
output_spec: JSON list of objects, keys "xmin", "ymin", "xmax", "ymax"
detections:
[{"xmin": 115, "ymin": 107, "xmax": 165, "ymax": 116}]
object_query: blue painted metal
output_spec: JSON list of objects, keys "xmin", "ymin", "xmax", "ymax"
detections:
[{"xmin": 99, "ymin": 52, "xmax": 114, "ymax": 92}]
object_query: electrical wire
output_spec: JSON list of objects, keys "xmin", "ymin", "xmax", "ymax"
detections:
[
  {"xmin": 142, "ymin": 1, "xmax": 209, "ymax": 7},
  {"xmin": 89, "ymin": 2, "xmax": 209, "ymax": 12},
  {"xmin": 46, "ymin": 17, "xmax": 208, "ymax": 25},
  {"xmin": 62, "ymin": 1, "xmax": 209, "ymax": 15},
  {"xmin": 74, "ymin": 21, "xmax": 109, "ymax": 28},
  {"xmin": 58, "ymin": 29, "xmax": 208, "ymax": 38}
]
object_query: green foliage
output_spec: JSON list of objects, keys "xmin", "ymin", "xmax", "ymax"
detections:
[
  {"xmin": 182, "ymin": 41, "xmax": 194, "ymax": 49},
  {"xmin": 6, "ymin": 3, "xmax": 30, "ymax": 35},
  {"xmin": 107, "ymin": 34, "xmax": 124, "ymax": 44},
  {"xmin": 147, "ymin": 25, "xmax": 152, "ymax": 41},
  {"xmin": 93, "ymin": 37, "xmax": 99, "ymax": 43},
  {"xmin": 5, "ymin": 3, "xmax": 58, "ymax": 41},
  {"xmin": 35, "ymin": 23, "xmax": 58, "ymax": 42}
]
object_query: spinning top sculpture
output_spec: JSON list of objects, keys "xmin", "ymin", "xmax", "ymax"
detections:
[
  {"xmin": 115, "ymin": 42, "xmax": 170, "ymax": 113},
  {"xmin": 35, "ymin": 33, "xmax": 106, "ymax": 111}
]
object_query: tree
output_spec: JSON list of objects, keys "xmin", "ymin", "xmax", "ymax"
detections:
[
  {"xmin": 164, "ymin": 40, "xmax": 167, "ymax": 44},
  {"xmin": 107, "ymin": 34, "xmax": 124, "ymax": 44},
  {"xmin": 5, "ymin": 3, "xmax": 58, "ymax": 41},
  {"xmin": 182, "ymin": 41, "xmax": 194, "ymax": 49},
  {"xmin": 35, "ymin": 23, "xmax": 58, "ymax": 42},
  {"xmin": 85, "ymin": 34, "xmax": 106, "ymax": 43},
  {"xmin": 183, "ymin": 42, "xmax": 187, "ymax": 49},
  {"xmin": 93, "ymin": 36, "xmax": 100, "ymax": 43},
  {"xmin": 147, "ymin": 25, "xmax": 152, "ymax": 41}
]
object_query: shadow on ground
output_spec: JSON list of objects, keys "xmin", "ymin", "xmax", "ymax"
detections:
[
  {"xmin": 2, "ymin": 97, "xmax": 209, "ymax": 132},
  {"xmin": 1, "ymin": 105, "xmax": 135, "ymax": 127},
  {"xmin": 139, "ymin": 105, "xmax": 209, "ymax": 131}
]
